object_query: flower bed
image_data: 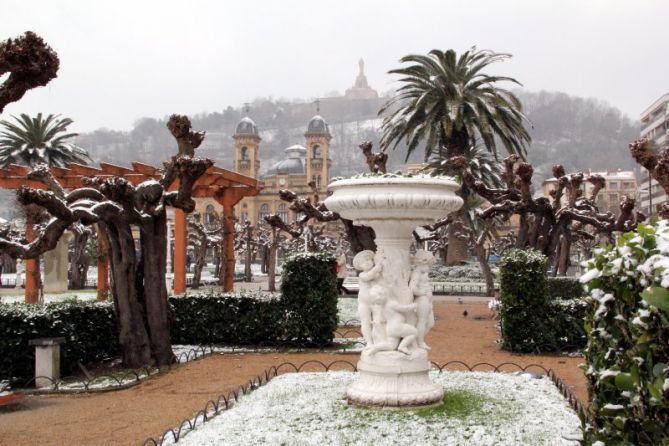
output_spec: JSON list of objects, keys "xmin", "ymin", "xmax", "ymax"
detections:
[{"xmin": 169, "ymin": 371, "xmax": 581, "ymax": 446}]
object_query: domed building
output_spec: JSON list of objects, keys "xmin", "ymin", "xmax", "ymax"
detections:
[{"xmin": 233, "ymin": 113, "xmax": 332, "ymax": 224}]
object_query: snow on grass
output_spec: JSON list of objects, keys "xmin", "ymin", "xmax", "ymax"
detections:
[
  {"xmin": 0, "ymin": 290, "xmax": 97, "ymax": 304},
  {"xmin": 171, "ymin": 371, "xmax": 581, "ymax": 446},
  {"xmin": 337, "ymin": 298, "xmax": 359, "ymax": 326}
]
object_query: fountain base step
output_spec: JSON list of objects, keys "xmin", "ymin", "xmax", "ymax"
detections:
[{"xmin": 346, "ymin": 350, "xmax": 444, "ymax": 407}]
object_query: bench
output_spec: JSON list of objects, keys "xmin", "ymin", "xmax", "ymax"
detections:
[{"xmin": 341, "ymin": 277, "xmax": 359, "ymax": 295}]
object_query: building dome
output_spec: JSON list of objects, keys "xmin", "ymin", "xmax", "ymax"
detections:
[
  {"xmin": 235, "ymin": 116, "xmax": 259, "ymax": 137},
  {"xmin": 306, "ymin": 115, "xmax": 330, "ymax": 136},
  {"xmin": 264, "ymin": 145, "xmax": 307, "ymax": 177}
]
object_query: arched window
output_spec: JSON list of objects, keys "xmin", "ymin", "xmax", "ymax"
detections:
[
  {"xmin": 278, "ymin": 203, "xmax": 288, "ymax": 223},
  {"xmin": 259, "ymin": 203, "xmax": 270, "ymax": 221},
  {"xmin": 312, "ymin": 144, "xmax": 321, "ymax": 159},
  {"xmin": 240, "ymin": 146, "xmax": 249, "ymax": 161},
  {"xmin": 205, "ymin": 204, "xmax": 216, "ymax": 225}
]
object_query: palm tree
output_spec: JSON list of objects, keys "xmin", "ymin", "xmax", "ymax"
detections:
[
  {"xmin": 0, "ymin": 113, "xmax": 92, "ymax": 168},
  {"xmin": 380, "ymin": 48, "xmax": 531, "ymax": 263}
]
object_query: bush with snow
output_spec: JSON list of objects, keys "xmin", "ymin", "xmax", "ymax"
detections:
[{"xmin": 580, "ymin": 219, "xmax": 669, "ymax": 445}]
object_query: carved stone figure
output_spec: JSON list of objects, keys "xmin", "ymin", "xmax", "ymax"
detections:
[
  {"xmin": 410, "ymin": 250, "xmax": 436, "ymax": 350},
  {"xmin": 353, "ymin": 249, "xmax": 385, "ymax": 347}
]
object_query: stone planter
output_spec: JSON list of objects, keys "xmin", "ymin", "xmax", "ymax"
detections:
[{"xmin": 324, "ymin": 176, "xmax": 462, "ymax": 407}]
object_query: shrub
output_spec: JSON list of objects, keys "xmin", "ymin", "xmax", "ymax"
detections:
[
  {"xmin": 280, "ymin": 251, "xmax": 338, "ymax": 345},
  {"xmin": 1, "ymin": 256, "xmax": 340, "ymax": 385},
  {"xmin": 580, "ymin": 220, "xmax": 669, "ymax": 445},
  {"xmin": 169, "ymin": 292, "xmax": 283, "ymax": 345},
  {"xmin": 546, "ymin": 276, "xmax": 585, "ymax": 300},
  {"xmin": 499, "ymin": 249, "xmax": 587, "ymax": 352},
  {"xmin": 0, "ymin": 301, "xmax": 118, "ymax": 386}
]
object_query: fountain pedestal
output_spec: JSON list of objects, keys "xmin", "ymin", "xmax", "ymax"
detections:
[{"xmin": 325, "ymin": 177, "xmax": 462, "ymax": 407}]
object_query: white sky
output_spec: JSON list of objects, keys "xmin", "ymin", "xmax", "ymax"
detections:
[{"xmin": 2, "ymin": 0, "xmax": 667, "ymax": 132}]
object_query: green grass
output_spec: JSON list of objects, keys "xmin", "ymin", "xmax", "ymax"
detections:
[
  {"xmin": 336, "ymin": 389, "xmax": 489, "ymax": 428},
  {"xmin": 415, "ymin": 390, "xmax": 485, "ymax": 419}
]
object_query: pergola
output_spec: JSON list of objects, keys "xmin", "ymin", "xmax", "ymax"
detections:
[{"xmin": 0, "ymin": 161, "xmax": 260, "ymax": 303}]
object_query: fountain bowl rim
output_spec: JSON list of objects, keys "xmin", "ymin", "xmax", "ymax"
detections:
[{"xmin": 327, "ymin": 175, "xmax": 459, "ymax": 191}]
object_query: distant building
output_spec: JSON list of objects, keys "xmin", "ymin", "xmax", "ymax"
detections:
[
  {"xmin": 542, "ymin": 169, "xmax": 637, "ymax": 216},
  {"xmin": 638, "ymin": 92, "xmax": 669, "ymax": 216},
  {"xmin": 232, "ymin": 112, "xmax": 332, "ymax": 224},
  {"xmin": 344, "ymin": 59, "xmax": 379, "ymax": 100}
]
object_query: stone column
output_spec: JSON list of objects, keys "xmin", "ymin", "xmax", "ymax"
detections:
[
  {"xmin": 29, "ymin": 337, "xmax": 66, "ymax": 388},
  {"xmin": 43, "ymin": 234, "xmax": 71, "ymax": 294}
]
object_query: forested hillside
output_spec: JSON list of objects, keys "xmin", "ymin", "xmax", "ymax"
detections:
[{"xmin": 74, "ymin": 90, "xmax": 640, "ymax": 182}]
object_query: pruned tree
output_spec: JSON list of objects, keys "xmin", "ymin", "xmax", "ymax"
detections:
[
  {"xmin": 629, "ymin": 138, "xmax": 669, "ymax": 219},
  {"xmin": 446, "ymin": 154, "xmax": 644, "ymax": 275},
  {"xmin": 187, "ymin": 212, "xmax": 211, "ymax": 289},
  {"xmin": 0, "ymin": 31, "xmax": 59, "ymax": 113},
  {"xmin": 0, "ymin": 155, "xmax": 211, "ymax": 367},
  {"xmin": 166, "ymin": 114, "xmax": 205, "ymax": 157},
  {"xmin": 359, "ymin": 140, "xmax": 387, "ymax": 174}
]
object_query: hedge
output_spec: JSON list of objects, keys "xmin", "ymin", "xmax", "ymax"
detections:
[
  {"xmin": 499, "ymin": 249, "xmax": 587, "ymax": 352},
  {"xmin": 545, "ymin": 276, "xmax": 585, "ymax": 300},
  {"xmin": 0, "ymin": 252, "xmax": 339, "ymax": 385},
  {"xmin": 0, "ymin": 301, "xmax": 119, "ymax": 386},
  {"xmin": 280, "ymin": 251, "xmax": 338, "ymax": 345},
  {"xmin": 580, "ymin": 220, "xmax": 669, "ymax": 445}
]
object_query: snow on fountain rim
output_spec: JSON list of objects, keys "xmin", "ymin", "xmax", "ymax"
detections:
[
  {"xmin": 327, "ymin": 174, "xmax": 459, "ymax": 191},
  {"xmin": 170, "ymin": 370, "xmax": 581, "ymax": 446}
]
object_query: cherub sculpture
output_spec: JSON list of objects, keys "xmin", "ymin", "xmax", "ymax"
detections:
[
  {"xmin": 367, "ymin": 289, "xmax": 418, "ymax": 355},
  {"xmin": 410, "ymin": 250, "xmax": 436, "ymax": 350},
  {"xmin": 353, "ymin": 249, "xmax": 386, "ymax": 347}
]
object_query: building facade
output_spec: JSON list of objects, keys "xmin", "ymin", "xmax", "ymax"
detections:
[
  {"xmin": 542, "ymin": 169, "xmax": 637, "ymax": 216},
  {"xmin": 638, "ymin": 92, "xmax": 669, "ymax": 216},
  {"xmin": 232, "ymin": 113, "xmax": 332, "ymax": 224}
]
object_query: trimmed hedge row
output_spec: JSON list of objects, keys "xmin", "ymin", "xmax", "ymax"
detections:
[
  {"xmin": 1, "ymin": 252, "xmax": 338, "ymax": 385},
  {"xmin": 546, "ymin": 276, "xmax": 585, "ymax": 300},
  {"xmin": 499, "ymin": 249, "xmax": 586, "ymax": 352},
  {"xmin": 580, "ymin": 220, "xmax": 669, "ymax": 445},
  {"xmin": 0, "ymin": 301, "xmax": 119, "ymax": 385}
]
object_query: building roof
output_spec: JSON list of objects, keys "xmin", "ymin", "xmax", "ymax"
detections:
[
  {"xmin": 305, "ymin": 115, "xmax": 331, "ymax": 136},
  {"xmin": 234, "ymin": 116, "xmax": 259, "ymax": 137},
  {"xmin": 264, "ymin": 145, "xmax": 307, "ymax": 177}
]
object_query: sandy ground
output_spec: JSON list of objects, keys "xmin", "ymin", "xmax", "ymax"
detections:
[{"xmin": 0, "ymin": 300, "xmax": 587, "ymax": 446}]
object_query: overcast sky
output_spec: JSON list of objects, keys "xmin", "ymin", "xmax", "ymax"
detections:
[{"xmin": 2, "ymin": 0, "xmax": 667, "ymax": 132}]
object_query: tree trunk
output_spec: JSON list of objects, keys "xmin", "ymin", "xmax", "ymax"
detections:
[
  {"xmin": 100, "ymin": 221, "xmax": 152, "ymax": 368},
  {"xmin": 191, "ymin": 242, "xmax": 206, "ymax": 289},
  {"xmin": 446, "ymin": 220, "xmax": 470, "ymax": 265},
  {"xmin": 140, "ymin": 213, "xmax": 175, "ymax": 366},
  {"xmin": 69, "ymin": 229, "xmax": 90, "ymax": 289},
  {"xmin": 342, "ymin": 219, "xmax": 376, "ymax": 253},
  {"xmin": 475, "ymin": 245, "xmax": 495, "ymax": 297},
  {"xmin": 556, "ymin": 227, "xmax": 572, "ymax": 277},
  {"xmin": 244, "ymin": 239, "xmax": 252, "ymax": 282},
  {"xmin": 267, "ymin": 229, "xmax": 278, "ymax": 292}
]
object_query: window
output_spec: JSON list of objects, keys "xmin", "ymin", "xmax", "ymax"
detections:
[
  {"xmin": 312, "ymin": 144, "xmax": 321, "ymax": 159},
  {"xmin": 240, "ymin": 146, "xmax": 249, "ymax": 161},
  {"xmin": 278, "ymin": 203, "xmax": 288, "ymax": 223},
  {"xmin": 259, "ymin": 203, "xmax": 270, "ymax": 221},
  {"xmin": 608, "ymin": 181, "xmax": 618, "ymax": 190},
  {"xmin": 205, "ymin": 204, "xmax": 216, "ymax": 225}
]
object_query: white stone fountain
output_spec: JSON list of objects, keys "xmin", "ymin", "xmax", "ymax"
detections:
[{"xmin": 324, "ymin": 176, "xmax": 463, "ymax": 407}]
